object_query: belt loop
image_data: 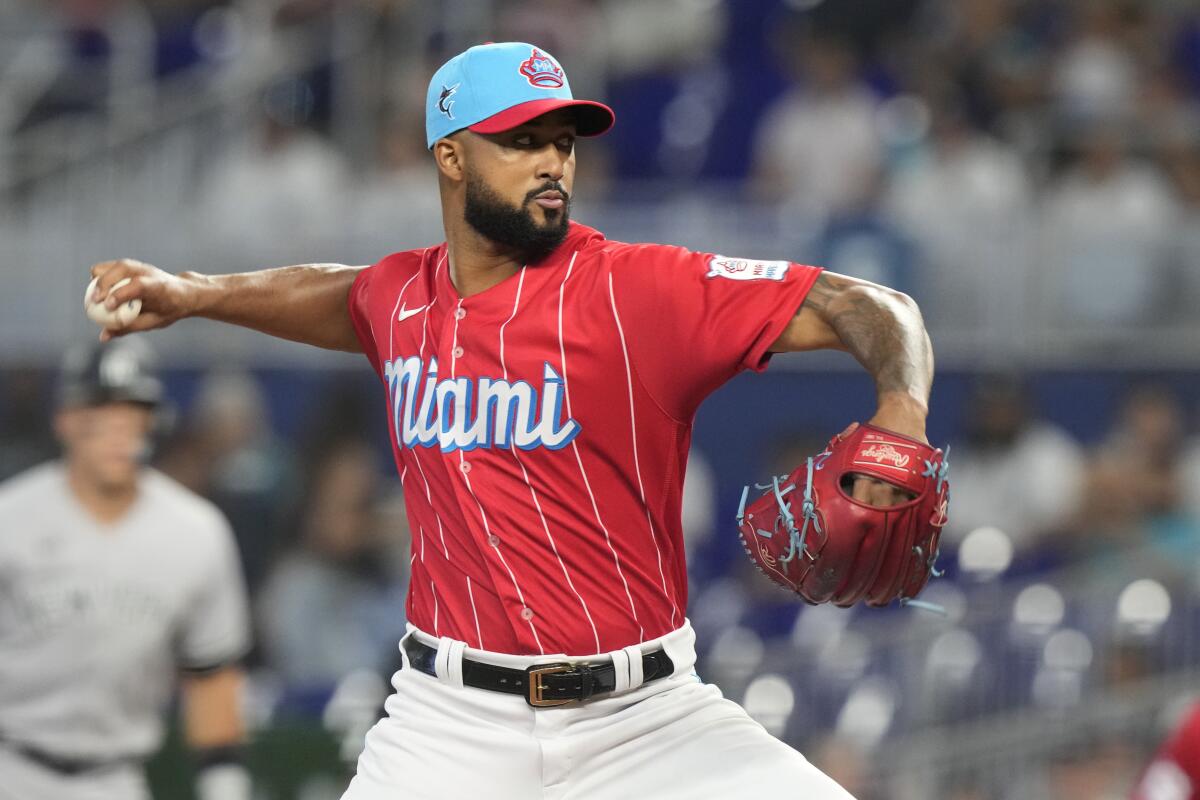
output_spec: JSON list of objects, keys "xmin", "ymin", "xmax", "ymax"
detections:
[
  {"xmin": 622, "ymin": 644, "xmax": 644, "ymax": 690},
  {"xmin": 446, "ymin": 640, "xmax": 466, "ymax": 688},
  {"xmin": 399, "ymin": 632, "xmax": 413, "ymax": 669},
  {"xmin": 610, "ymin": 648, "xmax": 632, "ymax": 693},
  {"xmin": 435, "ymin": 636, "xmax": 466, "ymax": 688}
]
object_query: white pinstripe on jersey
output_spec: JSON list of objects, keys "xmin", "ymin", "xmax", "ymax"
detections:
[
  {"xmin": 499, "ymin": 267, "xmax": 602, "ymax": 654},
  {"xmin": 389, "ymin": 267, "xmax": 442, "ymax": 636},
  {"xmin": 396, "ymin": 254, "xmax": 449, "ymax": 562},
  {"xmin": 466, "ymin": 576, "xmax": 483, "ymax": 651},
  {"xmin": 450, "ymin": 298, "xmax": 543, "ymax": 654},
  {"xmin": 557, "ymin": 252, "xmax": 644, "ymax": 640},
  {"xmin": 606, "ymin": 274, "xmax": 679, "ymax": 626}
]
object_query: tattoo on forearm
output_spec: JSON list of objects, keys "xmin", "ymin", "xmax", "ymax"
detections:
[
  {"xmin": 804, "ymin": 273, "xmax": 933, "ymax": 401},
  {"xmin": 798, "ymin": 271, "xmax": 838, "ymax": 313}
]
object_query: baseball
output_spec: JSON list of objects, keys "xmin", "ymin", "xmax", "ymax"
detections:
[{"xmin": 84, "ymin": 276, "xmax": 142, "ymax": 330}]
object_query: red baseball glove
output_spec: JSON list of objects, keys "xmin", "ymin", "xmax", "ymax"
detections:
[{"xmin": 736, "ymin": 423, "xmax": 950, "ymax": 608}]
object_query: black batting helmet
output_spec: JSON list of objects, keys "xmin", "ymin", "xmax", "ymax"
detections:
[{"xmin": 57, "ymin": 339, "xmax": 164, "ymax": 410}]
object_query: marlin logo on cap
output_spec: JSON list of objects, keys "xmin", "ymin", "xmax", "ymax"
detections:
[
  {"xmin": 519, "ymin": 48, "xmax": 564, "ymax": 89},
  {"xmin": 437, "ymin": 83, "xmax": 459, "ymax": 119}
]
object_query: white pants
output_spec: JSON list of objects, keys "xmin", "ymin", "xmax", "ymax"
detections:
[
  {"xmin": 0, "ymin": 746, "xmax": 148, "ymax": 800},
  {"xmin": 344, "ymin": 621, "xmax": 854, "ymax": 800}
]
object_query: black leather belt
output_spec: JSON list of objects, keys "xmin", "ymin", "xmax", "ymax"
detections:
[
  {"xmin": 0, "ymin": 735, "xmax": 136, "ymax": 775},
  {"xmin": 403, "ymin": 637, "xmax": 674, "ymax": 707}
]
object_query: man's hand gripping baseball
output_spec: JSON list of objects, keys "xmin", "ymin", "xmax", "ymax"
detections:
[
  {"xmin": 87, "ymin": 258, "xmax": 366, "ymax": 352},
  {"xmin": 89, "ymin": 260, "xmax": 195, "ymax": 341}
]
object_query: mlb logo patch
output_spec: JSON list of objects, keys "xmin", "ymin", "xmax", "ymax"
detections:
[{"xmin": 706, "ymin": 256, "xmax": 790, "ymax": 282}]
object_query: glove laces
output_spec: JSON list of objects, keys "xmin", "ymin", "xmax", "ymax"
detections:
[
  {"xmin": 736, "ymin": 457, "xmax": 821, "ymax": 565},
  {"xmin": 902, "ymin": 446, "xmax": 952, "ymax": 614}
]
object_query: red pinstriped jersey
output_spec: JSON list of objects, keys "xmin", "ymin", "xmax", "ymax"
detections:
[{"xmin": 347, "ymin": 222, "xmax": 821, "ymax": 656}]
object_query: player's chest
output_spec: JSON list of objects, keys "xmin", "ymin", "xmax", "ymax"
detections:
[
  {"xmin": 380, "ymin": 282, "xmax": 630, "ymax": 455},
  {"xmin": 0, "ymin": 526, "xmax": 192, "ymax": 632}
]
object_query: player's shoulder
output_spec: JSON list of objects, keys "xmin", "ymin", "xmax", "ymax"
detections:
[
  {"xmin": 0, "ymin": 461, "xmax": 66, "ymax": 511},
  {"xmin": 140, "ymin": 469, "xmax": 234, "ymax": 537},
  {"xmin": 569, "ymin": 224, "xmax": 696, "ymax": 273},
  {"xmin": 369, "ymin": 243, "xmax": 445, "ymax": 280}
]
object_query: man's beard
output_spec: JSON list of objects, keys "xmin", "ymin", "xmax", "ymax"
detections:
[{"xmin": 463, "ymin": 173, "xmax": 570, "ymax": 263}]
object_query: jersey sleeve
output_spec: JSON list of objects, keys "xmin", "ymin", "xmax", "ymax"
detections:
[
  {"xmin": 347, "ymin": 264, "xmax": 384, "ymax": 376},
  {"xmin": 176, "ymin": 513, "xmax": 252, "ymax": 671},
  {"xmin": 607, "ymin": 242, "xmax": 822, "ymax": 420}
]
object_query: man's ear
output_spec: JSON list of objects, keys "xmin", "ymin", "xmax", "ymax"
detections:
[{"xmin": 433, "ymin": 138, "xmax": 465, "ymax": 182}]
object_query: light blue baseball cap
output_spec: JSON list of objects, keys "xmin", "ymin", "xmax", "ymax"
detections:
[{"xmin": 425, "ymin": 42, "xmax": 615, "ymax": 149}]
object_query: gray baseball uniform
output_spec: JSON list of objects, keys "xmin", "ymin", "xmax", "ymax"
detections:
[{"xmin": 0, "ymin": 462, "xmax": 251, "ymax": 799}]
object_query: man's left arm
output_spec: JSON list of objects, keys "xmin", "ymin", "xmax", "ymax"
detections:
[
  {"xmin": 182, "ymin": 665, "xmax": 252, "ymax": 800},
  {"xmin": 771, "ymin": 271, "xmax": 934, "ymax": 505}
]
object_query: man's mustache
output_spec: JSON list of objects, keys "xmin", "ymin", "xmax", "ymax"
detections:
[{"xmin": 525, "ymin": 183, "xmax": 570, "ymax": 204}]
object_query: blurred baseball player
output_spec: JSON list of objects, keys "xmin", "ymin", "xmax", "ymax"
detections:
[
  {"xmin": 1132, "ymin": 702, "xmax": 1200, "ymax": 800},
  {"xmin": 87, "ymin": 42, "xmax": 933, "ymax": 799},
  {"xmin": 0, "ymin": 340, "xmax": 252, "ymax": 800}
]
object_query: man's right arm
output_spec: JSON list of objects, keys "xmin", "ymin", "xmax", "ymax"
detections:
[{"xmin": 89, "ymin": 259, "xmax": 366, "ymax": 352}]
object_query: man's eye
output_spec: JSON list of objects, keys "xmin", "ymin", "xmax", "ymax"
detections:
[{"xmin": 514, "ymin": 135, "xmax": 533, "ymax": 146}]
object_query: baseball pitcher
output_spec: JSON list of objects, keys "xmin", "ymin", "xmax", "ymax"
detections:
[
  {"xmin": 85, "ymin": 42, "xmax": 937, "ymax": 799},
  {"xmin": 0, "ymin": 340, "xmax": 252, "ymax": 800}
]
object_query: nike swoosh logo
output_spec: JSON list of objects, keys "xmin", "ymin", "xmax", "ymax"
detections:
[{"xmin": 397, "ymin": 304, "xmax": 428, "ymax": 322}]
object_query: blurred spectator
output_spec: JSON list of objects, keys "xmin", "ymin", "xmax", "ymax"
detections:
[
  {"xmin": 257, "ymin": 438, "xmax": 409, "ymax": 688},
  {"xmin": 157, "ymin": 368, "xmax": 298, "ymax": 596},
  {"xmin": 13, "ymin": 0, "xmax": 157, "ymax": 130},
  {"xmin": 199, "ymin": 79, "xmax": 348, "ymax": 261},
  {"xmin": 912, "ymin": 0, "xmax": 1048, "ymax": 138},
  {"xmin": 1050, "ymin": 2, "xmax": 1142, "ymax": 123},
  {"xmin": 1070, "ymin": 386, "xmax": 1199, "ymax": 583},
  {"xmin": 752, "ymin": 31, "xmax": 883, "ymax": 218},
  {"xmin": 351, "ymin": 109, "xmax": 442, "ymax": 245},
  {"xmin": 1154, "ymin": 87, "xmax": 1200, "ymax": 323},
  {"xmin": 1037, "ymin": 120, "xmax": 1179, "ymax": 329},
  {"xmin": 947, "ymin": 374, "xmax": 1086, "ymax": 552},
  {"xmin": 598, "ymin": 0, "xmax": 724, "ymax": 79},
  {"xmin": 1071, "ymin": 455, "xmax": 1149, "ymax": 557},
  {"xmin": 0, "ymin": 366, "xmax": 57, "ymax": 481},
  {"xmin": 810, "ymin": 210, "xmax": 915, "ymax": 298},
  {"xmin": 884, "ymin": 88, "xmax": 1032, "ymax": 338},
  {"xmin": 1096, "ymin": 386, "xmax": 1187, "ymax": 518}
]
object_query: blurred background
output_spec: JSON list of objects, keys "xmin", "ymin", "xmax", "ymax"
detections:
[{"xmin": 1, "ymin": 0, "xmax": 1199, "ymax": 798}]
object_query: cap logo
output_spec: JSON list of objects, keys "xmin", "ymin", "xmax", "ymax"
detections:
[
  {"xmin": 519, "ymin": 48, "xmax": 564, "ymax": 89},
  {"xmin": 437, "ymin": 83, "xmax": 460, "ymax": 119}
]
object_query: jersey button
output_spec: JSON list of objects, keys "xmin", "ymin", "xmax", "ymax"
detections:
[
  {"xmin": 453, "ymin": 346, "xmax": 464, "ymax": 358},
  {"xmin": 488, "ymin": 534, "xmax": 499, "ymax": 547},
  {"xmin": 520, "ymin": 607, "xmax": 534, "ymax": 620},
  {"xmin": 460, "ymin": 461, "xmax": 471, "ymax": 474},
  {"xmin": 455, "ymin": 308, "xmax": 467, "ymax": 320}
]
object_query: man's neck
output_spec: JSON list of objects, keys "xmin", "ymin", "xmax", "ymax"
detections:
[
  {"xmin": 66, "ymin": 464, "xmax": 139, "ymax": 526},
  {"xmin": 444, "ymin": 223, "xmax": 526, "ymax": 298}
]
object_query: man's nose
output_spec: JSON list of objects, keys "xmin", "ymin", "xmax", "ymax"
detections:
[{"xmin": 535, "ymin": 144, "xmax": 567, "ymax": 182}]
